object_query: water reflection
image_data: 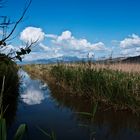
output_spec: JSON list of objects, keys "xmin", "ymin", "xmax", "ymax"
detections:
[
  {"xmin": 7, "ymin": 70, "xmax": 140, "ymax": 140},
  {"xmin": 21, "ymin": 87, "xmax": 46, "ymax": 105},
  {"xmin": 19, "ymin": 69, "xmax": 50, "ymax": 105},
  {"xmin": 3, "ymin": 95, "xmax": 18, "ymax": 126},
  {"xmin": 2, "ymin": 77, "xmax": 19, "ymax": 126},
  {"xmin": 48, "ymin": 84, "xmax": 140, "ymax": 140}
]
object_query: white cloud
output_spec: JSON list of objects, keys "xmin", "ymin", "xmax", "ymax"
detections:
[
  {"xmin": 22, "ymin": 30, "xmax": 106, "ymax": 61},
  {"xmin": 23, "ymin": 51, "xmax": 63, "ymax": 61},
  {"xmin": 52, "ymin": 30, "xmax": 106, "ymax": 53},
  {"xmin": 49, "ymin": 31, "xmax": 106, "ymax": 58},
  {"xmin": 20, "ymin": 27, "xmax": 45, "ymax": 43},
  {"xmin": 57, "ymin": 30, "xmax": 72, "ymax": 41},
  {"xmin": 120, "ymin": 47, "xmax": 140, "ymax": 57},
  {"xmin": 120, "ymin": 34, "xmax": 140, "ymax": 48},
  {"xmin": 45, "ymin": 34, "xmax": 57, "ymax": 39},
  {"xmin": 39, "ymin": 43, "xmax": 50, "ymax": 51},
  {"xmin": 118, "ymin": 34, "xmax": 140, "ymax": 57},
  {"xmin": 121, "ymin": 48, "xmax": 133, "ymax": 56},
  {"xmin": 0, "ymin": 44, "xmax": 18, "ymax": 56},
  {"xmin": 136, "ymin": 47, "xmax": 140, "ymax": 52},
  {"xmin": 20, "ymin": 29, "xmax": 108, "ymax": 61}
]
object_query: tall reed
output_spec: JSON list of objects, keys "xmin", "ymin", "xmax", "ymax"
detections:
[
  {"xmin": 50, "ymin": 63, "xmax": 140, "ymax": 112},
  {"xmin": 0, "ymin": 76, "xmax": 27, "ymax": 140}
]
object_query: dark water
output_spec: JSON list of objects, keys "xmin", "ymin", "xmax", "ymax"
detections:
[{"xmin": 7, "ymin": 69, "xmax": 140, "ymax": 140}]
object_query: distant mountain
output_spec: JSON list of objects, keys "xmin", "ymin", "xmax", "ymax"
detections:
[
  {"xmin": 18, "ymin": 55, "xmax": 140, "ymax": 65},
  {"xmin": 18, "ymin": 56, "xmax": 92, "ymax": 65},
  {"xmin": 97, "ymin": 55, "xmax": 140, "ymax": 64},
  {"xmin": 122, "ymin": 55, "xmax": 140, "ymax": 63}
]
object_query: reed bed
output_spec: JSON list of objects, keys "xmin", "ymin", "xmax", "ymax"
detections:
[{"xmin": 23, "ymin": 63, "xmax": 140, "ymax": 113}]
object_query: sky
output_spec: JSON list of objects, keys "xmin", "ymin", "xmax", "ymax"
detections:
[{"xmin": 1, "ymin": 0, "xmax": 140, "ymax": 61}]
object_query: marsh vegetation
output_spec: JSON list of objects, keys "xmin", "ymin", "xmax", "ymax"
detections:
[
  {"xmin": 24, "ymin": 62, "xmax": 140, "ymax": 113},
  {"xmin": 1, "ymin": 59, "xmax": 140, "ymax": 140},
  {"xmin": 0, "ymin": 54, "xmax": 19, "ymax": 123}
]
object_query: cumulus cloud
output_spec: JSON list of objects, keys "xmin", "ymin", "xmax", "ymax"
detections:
[
  {"xmin": 20, "ymin": 28, "xmax": 107, "ymax": 61},
  {"xmin": 120, "ymin": 47, "xmax": 140, "ymax": 57},
  {"xmin": 120, "ymin": 46, "xmax": 140, "ymax": 56},
  {"xmin": 20, "ymin": 27, "xmax": 45, "ymax": 43},
  {"xmin": 52, "ymin": 30, "xmax": 106, "ymax": 52},
  {"xmin": 118, "ymin": 34, "xmax": 140, "ymax": 57},
  {"xmin": 45, "ymin": 34, "xmax": 57, "ymax": 39},
  {"xmin": 120, "ymin": 34, "xmax": 140, "ymax": 48},
  {"xmin": 57, "ymin": 30, "xmax": 72, "ymax": 41}
]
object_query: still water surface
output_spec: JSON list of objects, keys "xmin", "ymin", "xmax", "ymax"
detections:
[{"xmin": 7, "ymin": 69, "xmax": 140, "ymax": 140}]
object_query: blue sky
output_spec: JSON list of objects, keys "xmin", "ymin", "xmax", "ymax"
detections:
[{"xmin": 1, "ymin": 0, "xmax": 140, "ymax": 61}]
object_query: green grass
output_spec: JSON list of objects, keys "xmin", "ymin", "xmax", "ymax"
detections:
[{"xmin": 0, "ymin": 118, "xmax": 27, "ymax": 140}]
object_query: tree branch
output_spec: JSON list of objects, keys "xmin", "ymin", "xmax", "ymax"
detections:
[{"xmin": 0, "ymin": 0, "xmax": 32, "ymax": 43}]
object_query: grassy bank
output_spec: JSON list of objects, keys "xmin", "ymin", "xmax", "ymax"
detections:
[
  {"xmin": 0, "ymin": 54, "xmax": 19, "ymax": 123},
  {"xmin": 23, "ymin": 63, "xmax": 140, "ymax": 113},
  {"xmin": 0, "ymin": 54, "xmax": 19, "ymax": 90}
]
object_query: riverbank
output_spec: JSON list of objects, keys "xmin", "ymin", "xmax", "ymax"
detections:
[
  {"xmin": 23, "ymin": 63, "xmax": 140, "ymax": 114},
  {"xmin": 0, "ymin": 54, "xmax": 19, "ymax": 123}
]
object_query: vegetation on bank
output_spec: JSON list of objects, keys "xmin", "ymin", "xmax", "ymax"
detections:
[
  {"xmin": 0, "ymin": 54, "xmax": 19, "ymax": 123},
  {"xmin": 0, "ymin": 54, "xmax": 19, "ymax": 91},
  {"xmin": 23, "ymin": 63, "xmax": 140, "ymax": 113},
  {"xmin": 0, "ymin": 73, "xmax": 27, "ymax": 140}
]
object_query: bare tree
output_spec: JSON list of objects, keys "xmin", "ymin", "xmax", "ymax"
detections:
[{"xmin": 0, "ymin": 0, "xmax": 38, "ymax": 61}]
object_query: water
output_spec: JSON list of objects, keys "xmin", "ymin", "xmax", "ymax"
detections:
[{"xmin": 7, "ymin": 69, "xmax": 140, "ymax": 140}]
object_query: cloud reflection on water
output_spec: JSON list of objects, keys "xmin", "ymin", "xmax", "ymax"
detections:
[
  {"xmin": 19, "ymin": 69, "xmax": 50, "ymax": 105},
  {"xmin": 21, "ymin": 87, "xmax": 46, "ymax": 105}
]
